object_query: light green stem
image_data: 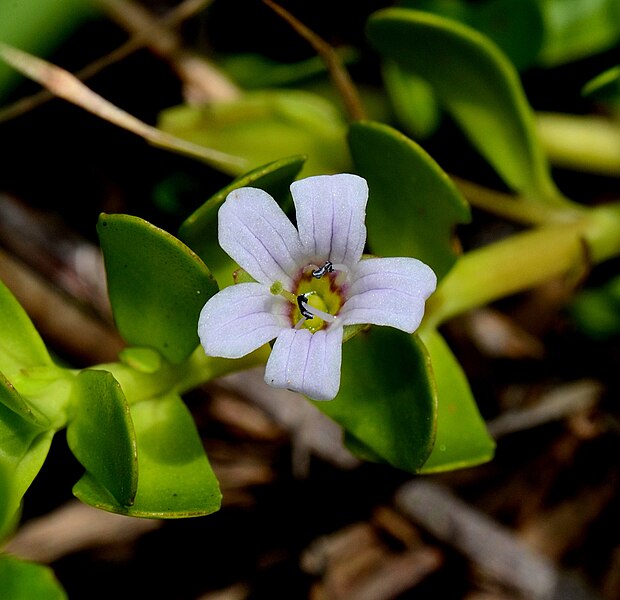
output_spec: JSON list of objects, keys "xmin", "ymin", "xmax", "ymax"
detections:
[
  {"xmin": 424, "ymin": 202, "xmax": 620, "ymax": 329},
  {"xmin": 93, "ymin": 344, "xmax": 270, "ymax": 404},
  {"xmin": 537, "ymin": 113, "xmax": 620, "ymax": 177}
]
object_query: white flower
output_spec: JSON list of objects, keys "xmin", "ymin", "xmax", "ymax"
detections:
[{"xmin": 198, "ymin": 174, "xmax": 436, "ymax": 401}]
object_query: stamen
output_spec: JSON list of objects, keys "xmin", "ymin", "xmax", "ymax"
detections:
[
  {"xmin": 311, "ymin": 261, "xmax": 334, "ymax": 279},
  {"xmin": 297, "ymin": 293, "xmax": 337, "ymax": 323},
  {"xmin": 297, "ymin": 293, "xmax": 315, "ymax": 319}
]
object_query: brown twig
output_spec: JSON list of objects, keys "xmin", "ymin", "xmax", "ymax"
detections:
[
  {"xmin": 262, "ymin": 0, "xmax": 366, "ymax": 121},
  {"xmin": 96, "ymin": 0, "xmax": 240, "ymax": 104},
  {"xmin": 0, "ymin": 0, "xmax": 236, "ymax": 123},
  {"xmin": 0, "ymin": 41, "xmax": 246, "ymax": 173},
  {"xmin": 395, "ymin": 480, "xmax": 604, "ymax": 600}
]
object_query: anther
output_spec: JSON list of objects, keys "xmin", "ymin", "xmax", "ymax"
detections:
[
  {"xmin": 297, "ymin": 293, "xmax": 315, "ymax": 319},
  {"xmin": 312, "ymin": 261, "xmax": 334, "ymax": 279}
]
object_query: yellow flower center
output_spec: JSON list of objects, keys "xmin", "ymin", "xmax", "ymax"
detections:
[{"xmin": 292, "ymin": 270, "xmax": 343, "ymax": 333}]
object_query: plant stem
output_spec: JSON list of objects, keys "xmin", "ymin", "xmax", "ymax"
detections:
[
  {"xmin": 424, "ymin": 202, "xmax": 620, "ymax": 329},
  {"xmin": 537, "ymin": 113, "xmax": 620, "ymax": 177}
]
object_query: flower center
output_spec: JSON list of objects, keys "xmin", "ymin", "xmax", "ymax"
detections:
[{"xmin": 293, "ymin": 270, "xmax": 343, "ymax": 332}]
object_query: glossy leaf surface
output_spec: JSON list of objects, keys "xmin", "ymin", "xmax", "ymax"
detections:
[
  {"xmin": 179, "ymin": 156, "xmax": 305, "ymax": 287},
  {"xmin": 97, "ymin": 213, "xmax": 219, "ymax": 364},
  {"xmin": 316, "ymin": 328, "xmax": 436, "ymax": 473},
  {"xmin": 0, "ymin": 280, "xmax": 52, "ymax": 376},
  {"xmin": 367, "ymin": 8, "xmax": 559, "ymax": 201},
  {"xmin": 0, "ymin": 401, "xmax": 53, "ymax": 533},
  {"xmin": 73, "ymin": 393, "xmax": 221, "ymax": 518},
  {"xmin": 349, "ymin": 121, "xmax": 470, "ymax": 281},
  {"xmin": 67, "ymin": 370, "xmax": 138, "ymax": 507},
  {"xmin": 158, "ymin": 90, "xmax": 350, "ymax": 177},
  {"xmin": 0, "ymin": 555, "xmax": 67, "ymax": 600},
  {"xmin": 418, "ymin": 329, "xmax": 495, "ymax": 472}
]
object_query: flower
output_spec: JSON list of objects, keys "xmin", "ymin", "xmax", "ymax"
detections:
[{"xmin": 198, "ymin": 174, "xmax": 437, "ymax": 401}]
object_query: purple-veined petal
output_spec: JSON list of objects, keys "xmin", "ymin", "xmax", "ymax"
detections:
[
  {"xmin": 291, "ymin": 174, "xmax": 368, "ymax": 267},
  {"xmin": 219, "ymin": 187, "xmax": 304, "ymax": 287},
  {"xmin": 198, "ymin": 282, "xmax": 289, "ymax": 359},
  {"xmin": 340, "ymin": 257, "xmax": 437, "ymax": 333},
  {"xmin": 264, "ymin": 326, "xmax": 344, "ymax": 401}
]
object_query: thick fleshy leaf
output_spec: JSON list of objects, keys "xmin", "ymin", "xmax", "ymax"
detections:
[
  {"xmin": 0, "ymin": 555, "xmax": 67, "ymax": 600},
  {"xmin": 97, "ymin": 213, "xmax": 219, "ymax": 364},
  {"xmin": 265, "ymin": 326, "xmax": 343, "ymax": 401},
  {"xmin": 66, "ymin": 370, "xmax": 138, "ymax": 507},
  {"xmin": 382, "ymin": 61, "xmax": 440, "ymax": 139},
  {"xmin": 218, "ymin": 187, "xmax": 304, "ymax": 287},
  {"xmin": 178, "ymin": 156, "xmax": 305, "ymax": 287},
  {"xmin": 341, "ymin": 257, "xmax": 437, "ymax": 332},
  {"xmin": 0, "ymin": 459, "xmax": 16, "ymax": 540},
  {"xmin": 220, "ymin": 49, "xmax": 358, "ymax": 89},
  {"xmin": 199, "ymin": 283, "xmax": 289, "ymax": 359},
  {"xmin": 315, "ymin": 328, "xmax": 436, "ymax": 472},
  {"xmin": 348, "ymin": 121, "xmax": 470, "ymax": 280},
  {"xmin": 418, "ymin": 329, "xmax": 495, "ymax": 472},
  {"xmin": 1, "ymin": 371, "xmax": 47, "ymax": 427},
  {"xmin": 73, "ymin": 393, "xmax": 221, "ymax": 518},
  {"xmin": 538, "ymin": 0, "xmax": 620, "ymax": 66},
  {"xmin": 0, "ymin": 401, "xmax": 53, "ymax": 532},
  {"xmin": 158, "ymin": 90, "xmax": 350, "ymax": 177},
  {"xmin": 583, "ymin": 66, "xmax": 620, "ymax": 112},
  {"xmin": 0, "ymin": 280, "xmax": 52, "ymax": 376},
  {"xmin": 367, "ymin": 9, "xmax": 561, "ymax": 202},
  {"xmin": 409, "ymin": 0, "xmax": 544, "ymax": 70},
  {"xmin": 291, "ymin": 174, "xmax": 368, "ymax": 266}
]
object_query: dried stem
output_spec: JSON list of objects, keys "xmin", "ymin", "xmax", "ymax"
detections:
[
  {"xmin": 262, "ymin": 0, "xmax": 366, "ymax": 121},
  {"xmin": 0, "ymin": 41, "xmax": 246, "ymax": 172}
]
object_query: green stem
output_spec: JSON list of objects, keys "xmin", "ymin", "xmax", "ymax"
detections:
[
  {"xmin": 537, "ymin": 113, "xmax": 620, "ymax": 177},
  {"xmin": 424, "ymin": 202, "xmax": 620, "ymax": 329},
  {"xmin": 93, "ymin": 344, "xmax": 270, "ymax": 404}
]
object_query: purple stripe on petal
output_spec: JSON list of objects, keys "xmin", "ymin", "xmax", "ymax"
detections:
[
  {"xmin": 341, "ymin": 257, "xmax": 437, "ymax": 333},
  {"xmin": 291, "ymin": 174, "xmax": 368, "ymax": 266},
  {"xmin": 264, "ymin": 326, "xmax": 343, "ymax": 401},
  {"xmin": 199, "ymin": 282, "xmax": 289, "ymax": 359},
  {"xmin": 219, "ymin": 187, "xmax": 304, "ymax": 287}
]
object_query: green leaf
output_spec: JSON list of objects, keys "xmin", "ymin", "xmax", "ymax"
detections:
[
  {"xmin": 1, "ymin": 371, "xmax": 48, "ymax": 427},
  {"xmin": 158, "ymin": 90, "xmax": 350, "ymax": 178},
  {"xmin": 73, "ymin": 393, "xmax": 221, "ymax": 518},
  {"xmin": 97, "ymin": 213, "xmax": 219, "ymax": 364},
  {"xmin": 66, "ymin": 370, "xmax": 138, "ymax": 507},
  {"xmin": 0, "ymin": 555, "xmax": 67, "ymax": 600},
  {"xmin": 538, "ymin": 0, "xmax": 620, "ymax": 66},
  {"xmin": 315, "ymin": 328, "xmax": 437, "ymax": 473},
  {"xmin": 349, "ymin": 121, "xmax": 470, "ymax": 281},
  {"xmin": 367, "ymin": 8, "xmax": 561, "ymax": 202},
  {"xmin": 418, "ymin": 329, "xmax": 495, "ymax": 472},
  {"xmin": 0, "ymin": 280, "xmax": 52, "ymax": 377},
  {"xmin": 583, "ymin": 65, "xmax": 620, "ymax": 113},
  {"xmin": 0, "ymin": 401, "xmax": 54, "ymax": 531},
  {"xmin": 179, "ymin": 156, "xmax": 305, "ymax": 287},
  {"xmin": 382, "ymin": 61, "xmax": 441, "ymax": 139},
  {"xmin": 410, "ymin": 0, "xmax": 544, "ymax": 70},
  {"xmin": 220, "ymin": 48, "xmax": 359, "ymax": 89},
  {"xmin": 0, "ymin": 459, "xmax": 17, "ymax": 541},
  {"xmin": 568, "ymin": 273, "xmax": 620, "ymax": 340}
]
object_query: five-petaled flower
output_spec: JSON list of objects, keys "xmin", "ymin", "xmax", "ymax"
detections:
[{"xmin": 198, "ymin": 174, "xmax": 437, "ymax": 401}]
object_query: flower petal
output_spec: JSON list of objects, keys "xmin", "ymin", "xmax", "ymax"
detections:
[
  {"xmin": 264, "ymin": 326, "xmax": 343, "ymax": 401},
  {"xmin": 340, "ymin": 257, "xmax": 437, "ymax": 333},
  {"xmin": 219, "ymin": 187, "xmax": 304, "ymax": 287},
  {"xmin": 291, "ymin": 174, "xmax": 368, "ymax": 266},
  {"xmin": 198, "ymin": 282, "xmax": 289, "ymax": 358}
]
